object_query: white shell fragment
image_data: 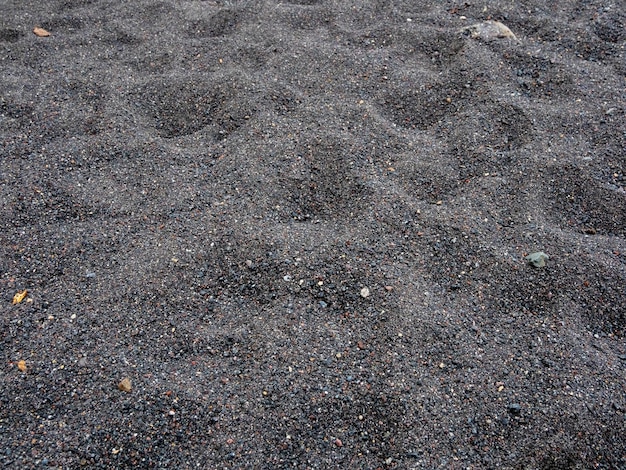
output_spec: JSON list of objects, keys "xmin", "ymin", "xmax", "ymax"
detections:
[{"xmin": 461, "ymin": 20, "xmax": 517, "ymax": 41}]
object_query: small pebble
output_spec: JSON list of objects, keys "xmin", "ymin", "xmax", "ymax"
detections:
[
  {"xmin": 526, "ymin": 251, "xmax": 549, "ymax": 268},
  {"xmin": 462, "ymin": 20, "xmax": 517, "ymax": 40},
  {"xmin": 507, "ymin": 403, "xmax": 522, "ymax": 415},
  {"xmin": 33, "ymin": 27, "xmax": 51, "ymax": 37},
  {"xmin": 335, "ymin": 438, "xmax": 343, "ymax": 447},
  {"xmin": 118, "ymin": 378, "xmax": 132, "ymax": 392},
  {"xmin": 360, "ymin": 287, "xmax": 371, "ymax": 298}
]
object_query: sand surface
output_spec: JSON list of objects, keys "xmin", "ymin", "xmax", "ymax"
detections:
[{"xmin": 1, "ymin": 1, "xmax": 625, "ymax": 468}]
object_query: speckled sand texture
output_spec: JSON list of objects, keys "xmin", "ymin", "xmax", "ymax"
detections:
[{"xmin": 1, "ymin": 1, "xmax": 625, "ymax": 468}]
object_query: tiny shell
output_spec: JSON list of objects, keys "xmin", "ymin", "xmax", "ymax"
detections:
[{"xmin": 462, "ymin": 21, "xmax": 517, "ymax": 41}]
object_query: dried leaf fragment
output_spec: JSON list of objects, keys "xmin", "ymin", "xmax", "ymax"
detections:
[
  {"xmin": 33, "ymin": 27, "xmax": 50, "ymax": 37},
  {"xmin": 18, "ymin": 360, "xmax": 27, "ymax": 372},
  {"xmin": 118, "ymin": 377, "xmax": 132, "ymax": 392},
  {"xmin": 12, "ymin": 290, "xmax": 28, "ymax": 304}
]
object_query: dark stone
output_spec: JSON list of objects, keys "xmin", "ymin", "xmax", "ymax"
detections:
[{"xmin": 507, "ymin": 403, "xmax": 522, "ymax": 415}]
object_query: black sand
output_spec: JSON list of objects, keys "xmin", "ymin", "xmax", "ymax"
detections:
[{"xmin": 1, "ymin": 1, "xmax": 625, "ymax": 468}]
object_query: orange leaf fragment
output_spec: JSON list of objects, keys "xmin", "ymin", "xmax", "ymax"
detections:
[
  {"xmin": 33, "ymin": 27, "xmax": 50, "ymax": 37},
  {"xmin": 18, "ymin": 360, "xmax": 27, "ymax": 372},
  {"xmin": 12, "ymin": 290, "xmax": 28, "ymax": 304},
  {"xmin": 118, "ymin": 377, "xmax": 132, "ymax": 392}
]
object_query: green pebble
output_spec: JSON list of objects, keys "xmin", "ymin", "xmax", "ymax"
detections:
[{"xmin": 525, "ymin": 251, "xmax": 549, "ymax": 268}]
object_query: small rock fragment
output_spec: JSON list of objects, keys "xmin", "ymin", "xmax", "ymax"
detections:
[
  {"xmin": 335, "ymin": 438, "xmax": 343, "ymax": 447},
  {"xmin": 462, "ymin": 20, "xmax": 517, "ymax": 41},
  {"xmin": 360, "ymin": 287, "xmax": 371, "ymax": 298},
  {"xmin": 507, "ymin": 403, "xmax": 522, "ymax": 415},
  {"xmin": 118, "ymin": 378, "xmax": 132, "ymax": 392},
  {"xmin": 17, "ymin": 360, "xmax": 27, "ymax": 372},
  {"xmin": 526, "ymin": 251, "xmax": 549, "ymax": 268}
]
